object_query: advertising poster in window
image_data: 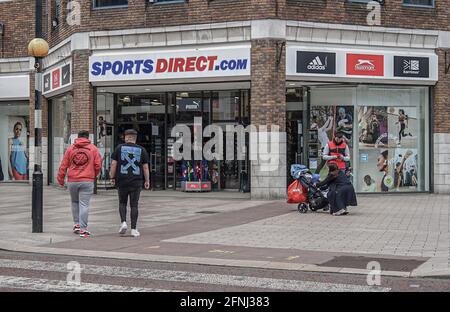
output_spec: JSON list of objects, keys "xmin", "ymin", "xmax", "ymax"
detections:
[
  {"xmin": 0, "ymin": 103, "xmax": 30, "ymax": 182},
  {"xmin": 358, "ymin": 149, "xmax": 395, "ymax": 193},
  {"xmin": 7, "ymin": 117, "xmax": 29, "ymax": 181},
  {"xmin": 359, "ymin": 148, "xmax": 419, "ymax": 193},
  {"xmin": 392, "ymin": 148, "xmax": 419, "ymax": 191},
  {"xmin": 358, "ymin": 106, "xmax": 388, "ymax": 148},
  {"xmin": 310, "ymin": 105, "xmax": 354, "ymax": 179},
  {"xmin": 387, "ymin": 107, "xmax": 418, "ymax": 148}
]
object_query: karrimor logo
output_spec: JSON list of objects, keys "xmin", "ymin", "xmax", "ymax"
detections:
[
  {"xmin": 394, "ymin": 56, "xmax": 429, "ymax": 78},
  {"xmin": 403, "ymin": 60, "xmax": 420, "ymax": 72},
  {"xmin": 347, "ymin": 54, "xmax": 384, "ymax": 76},
  {"xmin": 307, "ymin": 56, "xmax": 327, "ymax": 71}
]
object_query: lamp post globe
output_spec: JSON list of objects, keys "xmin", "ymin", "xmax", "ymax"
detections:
[{"xmin": 28, "ymin": 38, "xmax": 49, "ymax": 58}]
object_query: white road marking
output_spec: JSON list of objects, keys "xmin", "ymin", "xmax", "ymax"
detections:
[
  {"xmin": 0, "ymin": 259, "xmax": 391, "ymax": 292},
  {"xmin": 0, "ymin": 275, "xmax": 175, "ymax": 292}
]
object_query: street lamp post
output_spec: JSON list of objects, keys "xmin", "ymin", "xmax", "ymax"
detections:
[{"xmin": 28, "ymin": 38, "xmax": 49, "ymax": 233}]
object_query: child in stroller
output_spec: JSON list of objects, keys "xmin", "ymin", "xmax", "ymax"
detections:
[{"xmin": 290, "ymin": 164, "xmax": 330, "ymax": 214}]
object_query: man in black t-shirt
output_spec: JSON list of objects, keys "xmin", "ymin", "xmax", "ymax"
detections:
[{"xmin": 110, "ymin": 129, "xmax": 150, "ymax": 237}]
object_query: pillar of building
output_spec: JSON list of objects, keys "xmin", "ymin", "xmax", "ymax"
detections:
[
  {"xmin": 433, "ymin": 48, "xmax": 450, "ymax": 194},
  {"xmin": 72, "ymin": 50, "xmax": 94, "ymax": 135},
  {"xmin": 250, "ymin": 37, "xmax": 287, "ymax": 200}
]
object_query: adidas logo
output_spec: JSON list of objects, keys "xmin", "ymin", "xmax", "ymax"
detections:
[{"xmin": 307, "ymin": 56, "xmax": 327, "ymax": 71}]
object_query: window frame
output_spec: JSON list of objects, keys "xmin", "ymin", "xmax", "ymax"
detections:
[
  {"xmin": 346, "ymin": 0, "xmax": 373, "ymax": 4},
  {"xmin": 151, "ymin": 0, "xmax": 187, "ymax": 4},
  {"xmin": 402, "ymin": 0, "xmax": 435, "ymax": 8},
  {"xmin": 52, "ymin": 0, "xmax": 61, "ymax": 31},
  {"xmin": 92, "ymin": 0, "xmax": 128, "ymax": 10}
]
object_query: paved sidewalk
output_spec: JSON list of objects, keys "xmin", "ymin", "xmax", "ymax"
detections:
[{"xmin": 1, "ymin": 184, "xmax": 450, "ymax": 277}]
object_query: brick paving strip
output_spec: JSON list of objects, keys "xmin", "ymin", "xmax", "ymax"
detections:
[
  {"xmin": 36, "ymin": 201, "xmax": 430, "ymax": 277},
  {"xmin": 0, "ymin": 185, "xmax": 448, "ymax": 278}
]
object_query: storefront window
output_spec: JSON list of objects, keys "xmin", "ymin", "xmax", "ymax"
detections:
[
  {"xmin": 306, "ymin": 84, "xmax": 429, "ymax": 193},
  {"xmin": 356, "ymin": 86, "xmax": 428, "ymax": 193},
  {"xmin": 0, "ymin": 101, "xmax": 30, "ymax": 182},
  {"xmin": 212, "ymin": 91, "xmax": 240, "ymax": 122},
  {"xmin": 175, "ymin": 92, "xmax": 203, "ymax": 124},
  {"xmin": 51, "ymin": 94, "xmax": 72, "ymax": 184},
  {"xmin": 309, "ymin": 86, "xmax": 356, "ymax": 180},
  {"xmin": 92, "ymin": 89, "xmax": 250, "ymax": 192},
  {"xmin": 174, "ymin": 92, "xmax": 205, "ymax": 190},
  {"xmin": 96, "ymin": 93, "xmax": 115, "ymax": 188}
]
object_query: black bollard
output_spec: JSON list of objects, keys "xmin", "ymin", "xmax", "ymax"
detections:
[{"xmin": 32, "ymin": 168, "xmax": 43, "ymax": 233}]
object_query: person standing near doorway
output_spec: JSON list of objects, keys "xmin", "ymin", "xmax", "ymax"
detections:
[
  {"xmin": 110, "ymin": 129, "xmax": 150, "ymax": 238},
  {"xmin": 57, "ymin": 130, "xmax": 102, "ymax": 238},
  {"xmin": 322, "ymin": 131, "xmax": 350, "ymax": 175}
]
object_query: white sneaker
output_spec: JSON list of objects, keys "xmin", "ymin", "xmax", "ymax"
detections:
[
  {"xmin": 131, "ymin": 229, "xmax": 140, "ymax": 237},
  {"xmin": 333, "ymin": 209, "xmax": 346, "ymax": 216},
  {"xmin": 119, "ymin": 222, "xmax": 128, "ymax": 235}
]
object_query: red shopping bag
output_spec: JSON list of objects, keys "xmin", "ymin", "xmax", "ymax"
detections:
[{"xmin": 287, "ymin": 180, "xmax": 307, "ymax": 204}]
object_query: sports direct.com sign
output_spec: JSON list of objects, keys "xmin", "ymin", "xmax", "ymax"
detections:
[{"xmin": 89, "ymin": 46, "xmax": 250, "ymax": 82}]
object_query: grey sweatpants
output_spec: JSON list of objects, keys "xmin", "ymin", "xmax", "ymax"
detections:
[{"xmin": 68, "ymin": 182, "xmax": 94, "ymax": 230}]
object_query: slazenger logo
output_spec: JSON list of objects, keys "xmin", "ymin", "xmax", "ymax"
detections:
[
  {"xmin": 307, "ymin": 56, "xmax": 327, "ymax": 71},
  {"xmin": 355, "ymin": 59, "xmax": 375, "ymax": 71},
  {"xmin": 91, "ymin": 56, "xmax": 248, "ymax": 76},
  {"xmin": 347, "ymin": 54, "xmax": 383, "ymax": 76}
]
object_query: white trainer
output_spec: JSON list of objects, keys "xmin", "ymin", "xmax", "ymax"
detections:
[
  {"xmin": 119, "ymin": 222, "xmax": 128, "ymax": 235},
  {"xmin": 333, "ymin": 209, "xmax": 346, "ymax": 216},
  {"xmin": 131, "ymin": 229, "xmax": 140, "ymax": 237}
]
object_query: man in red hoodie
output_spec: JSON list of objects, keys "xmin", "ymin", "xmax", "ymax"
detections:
[{"xmin": 57, "ymin": 130, "xmax": 102, "ymax": 238}]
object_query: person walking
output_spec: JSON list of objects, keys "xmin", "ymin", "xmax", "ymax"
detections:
[
  {"xmin": 57, "ymin": 130, "xmax": 102, "ymax": 238},
  {"xmin": 322, "ymin": 131, "xmax": 350, "ymax": 175},
  {"xmin": 110, "ymin": 129, "xmax": 150, "ymax": 238}
]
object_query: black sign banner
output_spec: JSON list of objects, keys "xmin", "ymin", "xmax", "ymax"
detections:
[
  {"xmin": 43, "ymin": 73, "xmax": 51, "ymax": 93},
  {"xmin": 394, "ymin": 56, "xmax": 429, "ymax": 78},
  {"xmin": 61, "ymin": 64, "xmax": 71, "ymax": 86},
  {"xmin": 296, "ymin": 51, "xmax": 336, "ymax": 75}
]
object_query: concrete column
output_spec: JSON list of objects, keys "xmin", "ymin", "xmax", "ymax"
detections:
[{"xmin": 250, "ymin": 39, "xmax": 287, "ymax": 200}]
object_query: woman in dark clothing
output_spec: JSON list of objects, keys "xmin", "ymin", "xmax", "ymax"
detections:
[{"xmin": 316, "ymin": 163, "xmax": 357, "ymax": 216}]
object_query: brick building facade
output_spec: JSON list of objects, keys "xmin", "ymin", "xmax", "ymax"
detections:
[{"xmin": 0, "ymin": 0, "xmax": 449, "ymax": 197}]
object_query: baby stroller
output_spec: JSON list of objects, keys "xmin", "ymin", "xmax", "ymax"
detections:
[{"xmin": 290, "ymin": 164, "xmax": 330, "ymax": 214}]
